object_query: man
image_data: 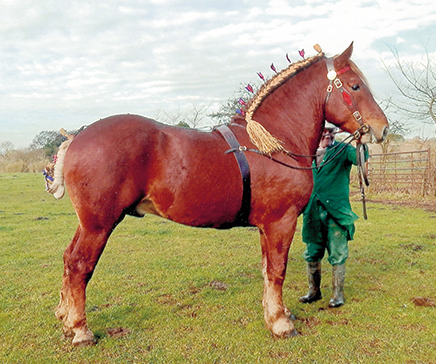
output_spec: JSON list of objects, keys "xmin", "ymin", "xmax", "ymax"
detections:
[{"xmin": 300, "ymin": 122, "xmax": 368, "ymax": 307}]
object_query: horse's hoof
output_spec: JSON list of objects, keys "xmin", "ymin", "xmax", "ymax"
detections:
[
  {"xmin": 284, "ymin": 329, "xmax": 299, "ymax": 338},
  {"xmin": 273, "ymin": 328, "xmax": 300, "ymax": 339},
  {"xmin": 72, "ymin": 328, "xmax": 97, "ymax": 347},
  {"xmin": 271, "ymin": 317, "xmax": 298, "ymax": 339},
  {"xmin": 73, "ymin": 338, "xmax": 97, "ymax": 347}
]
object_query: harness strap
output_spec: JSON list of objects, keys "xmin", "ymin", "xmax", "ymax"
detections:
[
  {"xmin": 216, "ymin": 125, "xmax": 251, "ymax": 225},
  {"xmin": 356, "ymin": 143, "xmax": 370, "ymax": 220}
]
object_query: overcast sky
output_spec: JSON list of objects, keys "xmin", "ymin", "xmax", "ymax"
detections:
[{"xmin": 1, "ymin": 0, "xmax": 435, "ymax": 148}]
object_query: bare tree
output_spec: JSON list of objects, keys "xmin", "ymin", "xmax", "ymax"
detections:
[
  {"xmin": 155, "ymin": 103, "xmax": 211, "ymax": 128},
  {"xmin": 208, "ymin": 98, "xmax": 240, "ymax": 125},
  {"xmin": 209, "ymin": 82, "xmax": 261, "ymax": 125},
  {"xmin": 377, "ymin": 97, "xmax": 409, "ymax": 154},
  {"xmin": 187, "ymin": 104, "xmax": 210, "ymax": 128},
  {"xmin": 0, "ymin": 141, "xmax": 15, "ymax": 156},
  {"xmin": 382, "ymin": 46, "xmax": 436, "ymax": 126}
]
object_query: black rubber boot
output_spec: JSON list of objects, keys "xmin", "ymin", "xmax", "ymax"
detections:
[
  {"xmin": 299, "ymin": 261, "xmax": 322, "ymax": 303},
  {"xmin": 329, "ymin": 264, "xmax": 345, "ymax": 307}
]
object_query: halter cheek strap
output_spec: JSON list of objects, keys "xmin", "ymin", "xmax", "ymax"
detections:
[
  {"xmin": 325, "ymin": 58, "xmax": 354, "ymax": 106},
  {"xmin": 325, "ymin": 58, "xmax": 370, "ymax": 139},
  {"xmin": 325, "ymin": 58, "xmax": 370, "ymax": 219}
]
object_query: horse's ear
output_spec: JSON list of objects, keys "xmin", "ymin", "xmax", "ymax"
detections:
[{"xmin": 334, "ymin": 41, "xmax": 354, "ymax": 70}]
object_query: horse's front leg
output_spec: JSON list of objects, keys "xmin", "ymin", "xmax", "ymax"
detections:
[
  {"xmin": 260, "ymin": 218, "xmax": 298, "ymax": 338},
  {"xmin": 56, "ymin": 226, "xmax": 109, "ymax": 346}
]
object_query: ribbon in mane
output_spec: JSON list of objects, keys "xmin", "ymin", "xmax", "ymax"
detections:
[{"xmin": 244, "ymin": 44, "xmax": 325, "ymax": 155}]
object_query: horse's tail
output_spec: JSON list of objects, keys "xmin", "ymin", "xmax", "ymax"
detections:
[{"xmin": 43, "ymin": 129, "xmax": 74, "ymax": 200}]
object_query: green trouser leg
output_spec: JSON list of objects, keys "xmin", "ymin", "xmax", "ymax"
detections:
[
  {"xmin": 329, "ymin": 263, "xmax": 345, "ymax": 307},
  {"xmin": 299, "ymin": 261, "xmax": 322, "ymax": 303}
]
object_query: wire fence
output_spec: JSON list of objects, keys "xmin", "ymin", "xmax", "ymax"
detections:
[{"xmin": 365, "ymin": 149, "xmax": 434, "ymax": 196}]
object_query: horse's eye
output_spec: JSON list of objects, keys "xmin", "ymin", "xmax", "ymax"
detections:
[{"xmin": 351, "ymin": 84, "xmax": 360, "ymax": 91}]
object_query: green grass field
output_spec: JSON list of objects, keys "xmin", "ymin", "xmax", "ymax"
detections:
[{"xmin": 1, "ymin": 173, "xmax": 435, "ymax": 363}]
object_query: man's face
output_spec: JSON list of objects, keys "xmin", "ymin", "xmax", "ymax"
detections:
[{"xmin": 320, "ymin": 129, "xmax": 336, "ymax": 148}]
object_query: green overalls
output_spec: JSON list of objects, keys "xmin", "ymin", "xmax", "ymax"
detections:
[{"xmin": 302, "ymin": 141, "xmax": 366, "ymax": 266}]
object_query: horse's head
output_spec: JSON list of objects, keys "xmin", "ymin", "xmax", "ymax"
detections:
[{"xmin": 324, "ymin": 42, "xmax": 389, "ymax": 144}]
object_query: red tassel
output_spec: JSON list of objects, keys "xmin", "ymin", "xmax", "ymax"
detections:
[{"xmin": 270, "ymin": 63, "xmax": 277, "ymax": 73}]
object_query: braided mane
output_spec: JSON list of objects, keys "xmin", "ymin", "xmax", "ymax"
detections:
[{"xmin": 244, "ymin": 48, "xmax": 325, "ymax": 155}]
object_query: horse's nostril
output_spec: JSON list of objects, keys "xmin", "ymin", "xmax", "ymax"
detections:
[{"xmin": 382, "ymin": 126, "xmax": 389, "ymax": 140}]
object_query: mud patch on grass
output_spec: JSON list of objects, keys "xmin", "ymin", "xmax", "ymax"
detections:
[
  {"xmin": 411, "ymin": 297, "xmax": 436, "ymax": 307},
  {"xmin": 209, "ymin": 280, "xmax": 228, "ymax": 291},
  {"xmin": 107, "ymin": 327, "xmax": 131, "ymax": 338}
]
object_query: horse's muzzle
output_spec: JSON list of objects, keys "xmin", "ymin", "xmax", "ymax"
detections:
[
  {"xmin": 382, "ymin": 125, "xmax": 389, "ymax": 141},
  {"xmin": 366, "ymin": 125, "xmax": 389, "ymax": 144}
]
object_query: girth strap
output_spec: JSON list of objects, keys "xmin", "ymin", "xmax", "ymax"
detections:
[{"xmin": 216, "ymin": 125, "xmax": 251, "ymax": 225}]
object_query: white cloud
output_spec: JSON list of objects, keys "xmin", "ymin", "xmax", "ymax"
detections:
[{"xmin": 0, "ymin": 0, "xmax": 435, "ymax": 147}]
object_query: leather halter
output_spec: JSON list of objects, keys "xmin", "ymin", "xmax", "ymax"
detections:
[
  {"xmin": 325, "ymin": 58, "xmax": 370, "ymax": 140},
  {"xmin": 325, "ymin": 58, "xmax": 371, "ymax": 219}
]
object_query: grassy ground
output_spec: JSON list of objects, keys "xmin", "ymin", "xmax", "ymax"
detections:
[{"xmin": 1, "ymin": 173, "xmax": 435, "ymax": 363}]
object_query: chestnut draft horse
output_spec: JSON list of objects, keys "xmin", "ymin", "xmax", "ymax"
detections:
[{"xmin": 46, "ymin": 43, "xmax": 389, "ymax": 346}]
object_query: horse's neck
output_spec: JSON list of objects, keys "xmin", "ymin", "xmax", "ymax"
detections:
[{"xmin": 254, "ymin": 62, "xmax": 326, "ymax": 156}]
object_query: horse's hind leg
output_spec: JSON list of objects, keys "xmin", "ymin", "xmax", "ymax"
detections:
[
  {"xmin": 57, "ymin": 225, "xmax": 111, "ymax": 346},
  {"xmin": 260, "ymin": 217, "xmax": 299, "ymax": 338},
  {"xmin": 55, "ymin": 227, "xmax": 80, "ymax": 334}
]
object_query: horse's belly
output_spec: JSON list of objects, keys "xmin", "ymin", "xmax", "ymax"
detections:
[{"xmin": 134, "ymin": 189, "xmax": 240, "ymax": 228}]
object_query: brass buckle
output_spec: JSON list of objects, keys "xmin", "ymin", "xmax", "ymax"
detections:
[
  {"xmin": 353, "ymin": 130, "xmax": 361, "ymax": 140},
  {"xmin": 361, "ymin": 124, "xmax": 370, "ymax": 133},
  {"xmin": 353, "ymin": 111, "xmax": 362, "ymax": 122},
  {"xmin": 353, "ymin": 124, "xmax": 370, "ymax": 140},
  {"xmin": 334, "ymin": 78, "xmax": 343, "ymax": 88},
  {"xmin": 327, "ymin": 84, "xmax": 333, "ymax": 93}
]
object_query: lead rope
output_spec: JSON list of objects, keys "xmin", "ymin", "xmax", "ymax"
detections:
[
  {"xmin": 225, "ymin": 132, "xmax": 355, "ymax": 171},
  {"xmin": 356, "ymin": 143, "xmax": 369, "ymax": 219}
]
